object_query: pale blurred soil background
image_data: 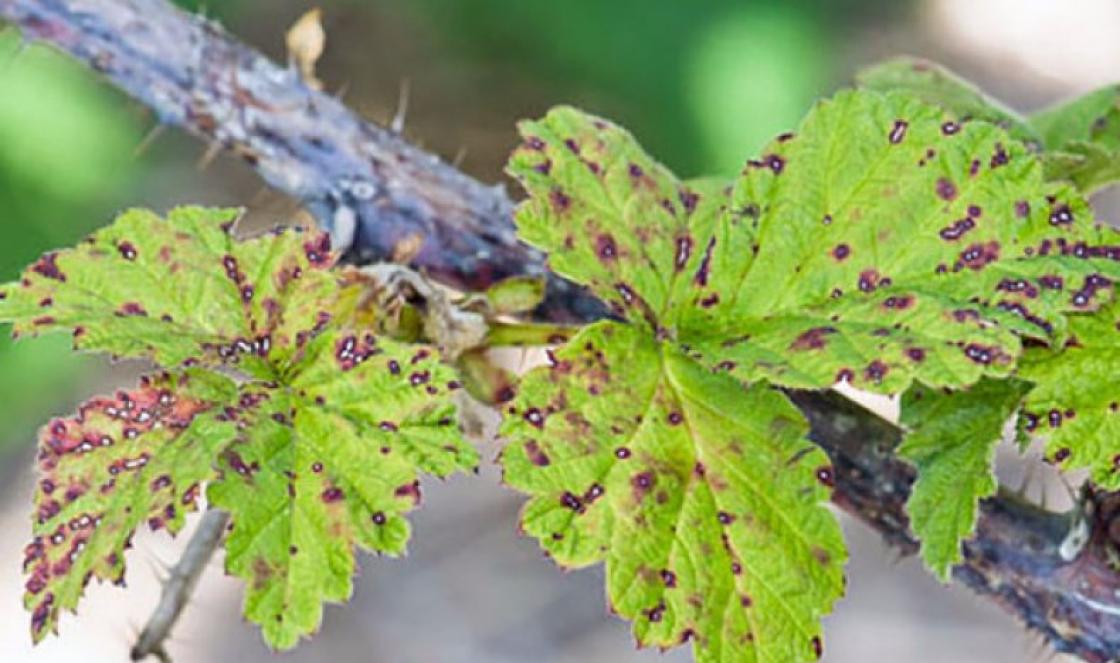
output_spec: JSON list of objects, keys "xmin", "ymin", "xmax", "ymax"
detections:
[{"xmin": 1, "ymin": 0, "xmax": 1117, "ymax": 661}]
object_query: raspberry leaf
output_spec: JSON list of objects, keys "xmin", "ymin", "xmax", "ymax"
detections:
[
  {"xmin": 209, "ymin": 328, "xmax": 476, "ymax": 649},
  {"xmin": 856, "ymin": 56, "xmax": 1039, "ymax": 146},
  {"xmin": 1019, "ymin": 302, "xmax": 1120, "ymax": 488},
  {"xmin": 0, "ymin": 206, "xmax": 338, "ymax": 375},
  {"xmin": 898, "ymin": 378, "xmax": 1030, "ymax": 579},
  {"xmin": 9, "ymin": 208, "xmax": 477, "ymax": 649},
  {"xmin": 500, "ymin": 322, "xmax": 843, "ymax": 662}
]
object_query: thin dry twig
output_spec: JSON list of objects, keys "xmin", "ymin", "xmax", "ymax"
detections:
[{"xmin": 130, "ymin": 509, "xmax": 230, "ymax": 662}]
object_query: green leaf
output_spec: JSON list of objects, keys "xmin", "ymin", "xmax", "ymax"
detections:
[
  {"xmin": 209, "ymin": 329, "xmax": 476, "ymax": 649},
  {"xmin": 1031, "ymin": 85, "xmax": 1120, "ymax": 193},
  {"xmin": 689, "ymin": 90, "xmax": 1120, "ymax": 393},
  {"xmin": 0, "ymin": 206, "xmax": 340, "ymax": 375},
  {"xmin": 1031, "ymin": 85, "xmax": 1120, "ymax": 153},
  {"xmin": 898, "ymin": 378, "xmax": 1030, "ymax": 580},
  {"xmin": 856, "ymin": 57, "xmax": 1040, "ymax": 146},
  {"xmin": 24, "ymin": 369, "xmax": 239, "ymax": 642},
  {"xmin": 1018, "ymin": 301, "xmax": 1120, "ymax": 488},
  {"xmin": 500, "ymin": 322, "xmax": 843, "ymax": 662},
  {"xmin": 504, "ymin": 90, "xmax": 1120, "ymax": 659},
  {"xmin": 1041, "ymin": 142, "xmax": 1120, "ymax": 195},
  {"xmin": 512, "ymin": 93, "xmax": 1120, "ymax": 396},
  {"xmin": 13, "ymin": 208, "xmax": 477, "ymax": 649},
  {"xmin": 508, "ymin": 107, "xmax": 731, "ymax": 326}
]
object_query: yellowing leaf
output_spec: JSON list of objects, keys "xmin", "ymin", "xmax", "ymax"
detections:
[
  {"xmin": 7, "ymin": 208, "xmax": 477, "ymax": 649},
  {"xmin": 25, "ymin": 370, "xmax": 239, "ymax": 641}
]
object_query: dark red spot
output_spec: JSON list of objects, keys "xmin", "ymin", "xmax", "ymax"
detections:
[
  {"xmin": 222, "ymin": 255, "xmax": 241, "ymax": 282},
  {"xmin": 883, "ymin": 295, "xmax": 913, "ymax": 310},
  {"xmin": 524, "ymin": 440, "xmax": 550, "ymax": 466},
  {"xmin": 596, "ymin": 234, "xmax": 618, "ymax": 262},
  {"xmin": 1053, "ymin": 447, "xmax": 1070, "ymax": 462},
  {"xmin": 118, "ymin": 242, "xmax": 137, "ymax": 260},
  {"xmin": 560, "ymin": 491, "xmax": 584, "ymax": 513},
  {"xmin": 660, "ymin": 569, "xmax": 677, "ymax": 587},
  {"xmin": 694, "ymin": 237, "xmax": 715, "ymax": 287},
  {"xmin": 832, "ymin": 244, "xmax": 850, "ymax": 261},
  {"xmin": 858, "ymin": 270, "xmax": 881, "ymax": 293},
  {"xmin": 959, "ymin": 241, "xmax": 1000, "ymax": 270},
  {"xmin": 864, "ymin": 360, "xmax": 888, "ymax": 384},
  {"xmin": 549, "ymin": 189, "xmax": 571, "ymax": 212},
  {"xmin": 524, "ymin": 408, "xmax": 545, "ymax": 429},
  {"xmin": 394, "ymin": 481, "xmax": 421, "ymax": 504},
  {"xmin": 615, "ymin": 447, "xmax": 631, "ymax": 459},
  {"xmin": 372, "ymin": 511, "xmax": 386, "ymax": 525},
  {"xmin": 766, "ymin": 154, "xmax": 785, "ymax": 174},
  {"xmin": 939, "ymin": 217, "xmax": 975, "ymax": 241},
  {"xmin": 811, "ymin": 636, "xmax": 823, "ymax": 659},
  {"xmin": 303, "ymin": 233, "xmax": 332, "ymax": 266},
  {"xmin": 667, "ymin": 411, "xmax": 683, "ymax": 425},
  {"xmin": 905, "ymin": 347, "xmax": 926, "ymax": 362},
  {"xmin": 936, "ymin": 178, "xmax": 957, "ymax": 201},
  {"xmin": 888, "ymin": 119, "xmax": 908, "ymax": 144},
  {"xmin": 816, "ymin": 466, "xmax": 834, "ymax": 487},
  {"xmin": 674, "ymin": 236, "xmax": 692, "ymax": 270},
  {"xmin": 1050, "ymin": 204, "xmax": 1074, "ymax": 226},
  {"xmin": 990, "ymin": 143, "xmax": 1009, "ymax": 168},
  {"xmin": 321, "ymin": 487, "xmax": 344, "ymax": 503},
  {"xmin": 1015, "ymin": 200, "xmax": 1030, "ymax": 218},
  {"xmin": 941, "ymin": 121, "xmax": 960, "ymax": 135},
  {"xmin": 631, "ymin": 471, "xmax": 654, "ymax": 501},
  {"xmin": 31, "ymin": 253, "xmax": 65, "ymax": 281},
  {"xmin": 790, "ymin": 326, "xmax": 837, "ymax": 351},
  {"xmin": 117, "ymin": 302, "xmax": 147, "ymax": 317}
]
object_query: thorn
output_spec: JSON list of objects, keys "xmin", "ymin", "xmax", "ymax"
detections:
[
  {"xmin": 334, "ymin": 80, "xmax": 350, "ymax": 101},
  {"xmin": 195, "ymin": 141, "xmax": 222, "ymax": 171},
  {"xmin": 452, "ymin": 145, "xmax": 468, "ymax": 169},
  {"xmin": 390, "ymin": 77, "xmax": 410, "ymax": 134},
  {"xmin": 133, "ymin": 123, "xmax": 167, "ymax": 158},
  {"xmin": 1016, "ymin": 456, "xmax": 1037, "ymax": 498},
  {"xmin": 1056, "ymin": 471, "xmax": 1079, "ymax": 506}
]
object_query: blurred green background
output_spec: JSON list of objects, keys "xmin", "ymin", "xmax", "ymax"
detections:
[{"xmin": 0, "ymin": 1, "xmax": 1111, "ymax": 661}]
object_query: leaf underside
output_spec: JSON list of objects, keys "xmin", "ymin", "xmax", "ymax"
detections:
[
  {"xmin": 5, "ymin": 208, "xmax": 477, "ymax": 647},
  {"xmin": 898, "ymin": 378, "xmax": 1030, "ymax": 579}
]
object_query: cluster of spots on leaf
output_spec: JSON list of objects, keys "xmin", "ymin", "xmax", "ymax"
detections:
[{"xmin": 26, "ymin": 376, "xmax": 214, "ymax": 639}]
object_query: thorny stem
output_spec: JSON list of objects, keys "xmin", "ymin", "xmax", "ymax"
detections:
[
  {"xmin": 3, "ymin": 0, "xmax": 1120, "ymax": 660},
  {"xmin": 130, "ymin": 508, "xmax": 230, "ymax": 662}
]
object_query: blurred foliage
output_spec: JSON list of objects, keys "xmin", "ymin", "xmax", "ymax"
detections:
[
  {"xmin": 401, "ymin": 0, "xmax": 908, "ymax": 176},
  {"xmin": 0, "ymin": 31, "xmax": 138, "ymax": 446}
]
